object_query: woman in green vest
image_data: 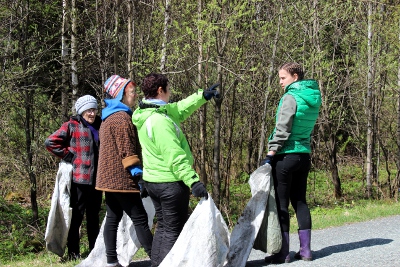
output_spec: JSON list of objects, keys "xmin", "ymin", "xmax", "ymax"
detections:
[{"xmin": 262, "ymin": 62, "xmax": 321, "ymax": 264}]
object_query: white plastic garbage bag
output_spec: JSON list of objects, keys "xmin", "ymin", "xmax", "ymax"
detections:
[
  {"xmin": 109, "ymin": 165, "xmax": 277, "ymax": 266},
  {"xmin": 253, "ymin": 175, "xmax": 281, "ymax": 253},
  {"xmin": 76, "ymin": 197, "xmax": 155, "ymax": 267},
  {"xmin": 159, "ymin": 196, "xmax": 230, "ymax": 267},
  {"xmin": 44, "ymin": 161, "xmax": 73, "ymax": 257},
  {"xmin": 224, "ymin": 164, "xmax": 272, "ymax": 267}
]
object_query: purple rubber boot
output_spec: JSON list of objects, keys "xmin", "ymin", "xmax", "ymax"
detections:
[
  {"xmin": 264, "ymin": 232, "xmax": 290, "ymax": 264},
  {"xmin": 294, "ymin": 229, "xmax": 312, "ymax": 261}
]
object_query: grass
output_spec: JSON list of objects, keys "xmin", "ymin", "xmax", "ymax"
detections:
[
  {"xmin": 1, "ymin": 253, "xmax": 80, "ymax": 267},
  {"xmin": 290, "ymin": 199, "xmax": 400, "ymax": 233}
]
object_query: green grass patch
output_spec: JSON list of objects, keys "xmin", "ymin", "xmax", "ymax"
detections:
[
  {"xmin": 0, "ymin": 198, "xmax": 47, "ymax": 264},
  {"xmin": 290, "ymin": 199, "xmax": 400, "ymax": 233},
  {"xmin": 1, "ymin": 252, "xmax": 79, "ymax": 267}
]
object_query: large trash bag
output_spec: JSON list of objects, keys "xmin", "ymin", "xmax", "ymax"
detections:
[
  {"xmin": 224, "ymin": 164, "xmax": 275, "ymax": 267},
  {"xmin": 159, "ymin": 196, "xmax": 230, "ymax": 267},
  {"xmin": 253, "ymin": 174, "xmax": 282, "ymax": 253},
  {"xmin": 76, "ymin": 197, "xmax": 155, "ymax": 267},
  {"xmin": 44, "ymin": 161, "xmax": 73, "ymax": 257}
]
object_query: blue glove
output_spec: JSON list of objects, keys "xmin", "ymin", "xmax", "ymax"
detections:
[
  {"xmin": 128, "ymin": 165, "xmax": 143, "ymax": 177},
  {"xmin": 203, "ymin": 83, "xmax": 220, "ymax": 100},
  {"xmin": 260, "ymin": 155, "xmax": 274, "ymax": 166},
  {"xmin": 191, "ymin": 182, "xmax": 209, "ymax": 200}
]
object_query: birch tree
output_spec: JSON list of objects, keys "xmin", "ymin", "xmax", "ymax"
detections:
[
  {"xmin": 71, "ymin": 0, "xmax": 78, "ymax": 109},
  {"xmin": 61, "ymin": 0, "xmax": 69, "ymax": 121},
  {"xmin": 366, "ymin": 1, "xmax": 376, "ymax": 198},
  {"xmin": 127, "ymin": 0, "xmax": 136, "ymax": 78},
  {"xmin": 160, "ymin": 0, "xmax": 171, "ymax": 73}
]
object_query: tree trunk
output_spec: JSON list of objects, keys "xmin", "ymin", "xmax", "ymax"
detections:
[
  {"xmin": 396, "ymin": 17, "xmax": 400, "ymax": 199},
  {"xmin": 95, "ymin": 0, "xmax": 106, "ymax": 84},
  {"xmin": 328, "ymin": 131, "xmax": 342, "ymax": 198},
  {"xmin": 311, "ymin": 0, "xmax": 342, "ymax": 199},
  {"xmin": 212, "ymin": 54, "xmax": 223, "ymax": 207},
  {"xmin": 257, "ymin": 5, "xmax": 281, "ymax": 165},
  {"xmin": 61, "ymin": 0, "xmax": 69, "ymax": 121},
  {"xmin": 127, "ymin": 0, "xmax": 136, "ymax": 78},
  {"xmin": 21, "ymin": 0, "xmax": 38, "ymax": 223},
  {"xmin": 223, "ymin": 80, "xmax": 238, "ymax": 203},
  {"xmin": 160, "ymin": 0, "xmax": 170, "ymax": 73},
  {"xmin": 25, "ymin": 89, "xmax": 38, "ymax": 224},
  {"xmin": 71, "ymin": 0, "xmax": 78, "ymax": 108},
  {"xmin": 246, "ymin": 114, "xmax": 253, "ymax": 173},
  {"xmin": 113, "ymin": 0, "xmax": 120, "ymax": 74},
  {"xmin": 197, "ymin": 0, "xmax": 207, "ymax": 185},
  {"xmin": 366, "ymin": 2, "xmax": 375, "ymax": 198}
]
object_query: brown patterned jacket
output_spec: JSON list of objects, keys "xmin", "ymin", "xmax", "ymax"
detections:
[{"xmin": 96, "ymin": 110, "xmax": 141, "ymax": 192}]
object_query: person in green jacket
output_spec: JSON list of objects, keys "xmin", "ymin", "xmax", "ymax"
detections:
[
  {"xmin": 132, "ymin": 73, "xmax": 219, "ymax": 267},
  {"xmin": 261, "ymin": 62, "xmax": 321, "ymax": 264}
]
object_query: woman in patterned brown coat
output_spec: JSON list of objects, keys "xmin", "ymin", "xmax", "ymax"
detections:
[{"xmin": 96, "ymin": 75, "xmax": 153, "ymax": 267}]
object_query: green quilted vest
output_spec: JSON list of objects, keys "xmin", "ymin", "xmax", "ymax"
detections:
[{"xmin": 271, "ymin": 79, "xmax": 321, "ymax": 154}]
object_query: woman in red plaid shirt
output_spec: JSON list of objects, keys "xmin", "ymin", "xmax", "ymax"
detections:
[{"xmin": 45, "ymin": 95, "xmax": 103, "ymax": 260}]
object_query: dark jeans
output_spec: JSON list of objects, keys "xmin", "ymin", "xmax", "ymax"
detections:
[
  {"xmin": 271, "ymin": 153, "xmax": 312, "ymax": 232},
  {"xmin": 68, "ymin": 182, "xmax": 103, "ymax": 256},
  {"xmin": 104, "ymin": 192, "xmax": 153, "ymax": 264},
  {"xmin": 145, "ymin": 181, "xmax": 190, "ymax": 267}
]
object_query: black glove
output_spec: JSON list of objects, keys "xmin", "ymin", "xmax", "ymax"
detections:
[
  {"xmin": 203, "ymin": 83, "xmax": 220, "ymax": 100},
  {"xmin": 138, "ymin": 178, "xmax": 149, "ymax": 198},
  {"xmin": 260, "ymin": 155, "xmax": 274, "ymax": 166},
  {"xmin": 191, "ymin": 182, "xmax": 209, "ymax": 200},
  {"xmin": 62, "ymin": 151, "xmax": 75, "ymax": 163}
]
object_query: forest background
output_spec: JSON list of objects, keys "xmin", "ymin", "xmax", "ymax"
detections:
[{"xmin": 1, "ymin": 0, "xmax": 400, "ymax": 263}]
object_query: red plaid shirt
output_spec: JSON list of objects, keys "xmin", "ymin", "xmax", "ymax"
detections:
[{"xmin": 45, "ymin": 115, "xmax": 101, "ymax": 185}]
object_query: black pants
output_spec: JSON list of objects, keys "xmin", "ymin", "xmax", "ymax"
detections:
[
  {"xmin": 68, "ymin": 182, "xmax": 103, "ymax": 256},
  {"xmin": 145, "ymin": 181, "xmax": 190, "ymax": 267},
  {"xmin": 271, "ymin": 153, "xmax": 312, "ymax": 232},
  {"xmin": 104, "ymin": 191, "xmax": 153, "ymax": 264}
]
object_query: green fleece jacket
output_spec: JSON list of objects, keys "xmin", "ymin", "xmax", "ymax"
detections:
[{"xmin": 132, "ymin": 90, "xmax": 207, "ymax": 188}]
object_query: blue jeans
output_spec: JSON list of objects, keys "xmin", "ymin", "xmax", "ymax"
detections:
[
  {"xmin": 271, "ymin": 153, "xmax": 312, "ymax": 232},
  {"xmin": 145, "ymin": 181, "xmax": 190, "ymax": 267}
]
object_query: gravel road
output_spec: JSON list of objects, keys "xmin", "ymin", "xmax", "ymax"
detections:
[
  {"xmin": 133, "ymin": 215, "xmax": 400, "ymax": 267},
  {"xmin": 247, "ymin": 215, "xmax": 400, "ymax": 267}
]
